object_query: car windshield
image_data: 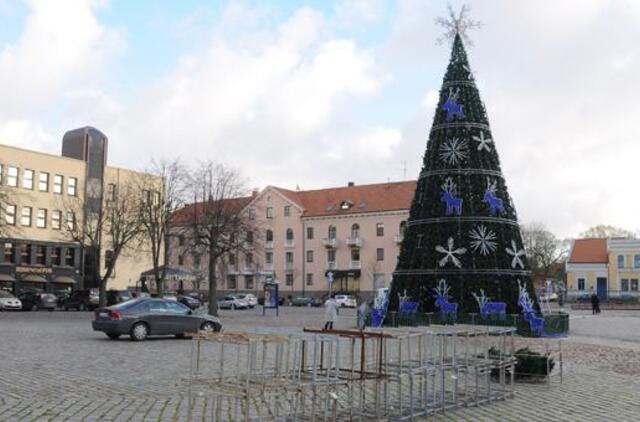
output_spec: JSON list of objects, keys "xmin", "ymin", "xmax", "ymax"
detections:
[{"xmin": 0, "ymin": 291, "xmax": 14, "ymax": 298}]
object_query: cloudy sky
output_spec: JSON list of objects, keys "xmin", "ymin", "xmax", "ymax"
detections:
[{"xmin": 0, "ymin": 0, "xmax": 638, "ymax": 238}]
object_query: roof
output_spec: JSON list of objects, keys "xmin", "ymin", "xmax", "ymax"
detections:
[
  {"xmin": 140, "ymin": 266, "xmax": 197, "ymax": 280},
  {"xmin": 568, "ymin": 238, "xmax": 608, "ymax": 264},
  {"xmin": 272, "ymin": 180, "xmax": 416, "ymax": 217},
  {"xmin": 172, "ymin": 196, "xmax": 253, "ymax": 226}
]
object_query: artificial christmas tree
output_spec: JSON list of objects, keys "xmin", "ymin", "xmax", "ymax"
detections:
[{"xmin": 389, "ymin": 11, "xmax": 537, "ymax": 315}]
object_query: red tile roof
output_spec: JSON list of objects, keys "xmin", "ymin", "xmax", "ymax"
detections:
[
  {"xmin": 568, "ymin": 238, "xmax": 608, "ymax": 264},
  {"xmin": 172, "ymin": 196, "xmax": 253, "ymax": 226}
]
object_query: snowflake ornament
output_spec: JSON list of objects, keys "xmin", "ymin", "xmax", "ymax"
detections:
[
  {"xmin": 506, "ymin": 240, "xmax": 526, "ymax": 269},
  {"xmin": 462, "ymin": 64, "xmax": 474, "ymax": 80},
  {"xmin": 441, "ymin": 88, "xmax": 465, "ymax": 121},
  {"xmin": 469, "ymin": 225, "xmax": 497, "ymax": 256},
  {"xmin": 436, "ymin": 237, "xmax": 467, "ymax": 268},
  {"xmin": 435, "ymin": 4, "xmax": 483, "ymax": 46},
  {"xmin": 439, "ymin": 137, "xmax": 469, "ymax": 165},
  {"xmin": 472, "ymin": 131, "xmax": 492, "ymax": 152}
]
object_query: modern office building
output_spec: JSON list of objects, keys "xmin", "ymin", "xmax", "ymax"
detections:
[
  {"xmin": 168, "ymin": 181, "xmax": 415, "ymax": 300},
  {"xmin": 0, "ymin": 127, "xmax": 159, "ymax": 296}
]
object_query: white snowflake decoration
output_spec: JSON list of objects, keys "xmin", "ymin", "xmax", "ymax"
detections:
[
  {"xmin": 462, "ymin": 64, "xmax": 474, "ymax": 80},
  {"xmin": 436, "ymin": 237, "xmax": 467, "ymax": 268},
  {"xmin": 439, "ymin": 138, "xmax": 469, "ymax": 165},
  {"xmin": 435, "ymin": 4, "xmax": 483, "ymax": 46},
  {"xmin": 506, "ymin": 240, "xmax": 526, "ymax": 269},
  {"xmin": 472, "ymin": 131, "xmax": 492, "ymax": 152},
  {"xmin": 469, "ymin": 225, "xmax": 497, "ymax": 256}
]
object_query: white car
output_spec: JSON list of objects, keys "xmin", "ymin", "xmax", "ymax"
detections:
[
  {"xmin": 237, "ymin": 293, "xmax": 257, "ymax": 308},
  {"xmin": 334, "ymin": 294, "xmax": 357, "ymax": 308},
  {"xmin": 0, "ymin": 290, "xmax": 22, "ymax": 311},
  {"xmin": 218, "ymin": 295, "xmax": 249, "ymax": 310}
]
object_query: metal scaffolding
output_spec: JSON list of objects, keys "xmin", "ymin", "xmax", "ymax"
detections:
[{"xmin": 186, "ymin": 326, "xmax": 517, "ymax": 420}]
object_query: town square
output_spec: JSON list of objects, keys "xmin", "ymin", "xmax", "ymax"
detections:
[{"xmin": 1, "ymin": 1, "xmax": 639, "ymax": 420}]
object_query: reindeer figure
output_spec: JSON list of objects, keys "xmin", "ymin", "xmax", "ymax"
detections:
[
  {"xmin": 441, "ymin": 88, "xmax": 465, "ymax": 121},
  {"xmin": 434, "ymin": 279, "xmax": 458, "ymax": 321},
  {"xmin": 472, "ymin": 289, "xmax": 507, "ymax": 320},
  {"xmin": 441, "ymin": 177, "xmax": 463, "ymax": 216},
  {"xmin": 483, "ymin": 179, "xmax": 506, "ymax": 216},
  {"xmin": 517, "ymin": 280, "xmax": 545, "ymax": 336}
]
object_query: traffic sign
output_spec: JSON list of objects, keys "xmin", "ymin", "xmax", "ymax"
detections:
[{"xmin": 327, "ymin": 271, "xmax": 334, "ymax": 284}]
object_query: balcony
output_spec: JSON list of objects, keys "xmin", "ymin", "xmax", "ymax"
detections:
[
  {"xmin": 327, "ymin": 261, "xmax": 337, "ymax": 270},
  {"xmin": 394, "ymin": 234, "xmax": 404, "ymax": 244},
  {"xmin": 285, "ymin": 262, "xmax": 295, "ymax": 271},
  {"xmin": 346, "ymin": 237, "xmax": 363, "ymax": 248},
  {"xmin": 285, "ymin": 239, "xmax": 295, "ymax": 248},
  {"xmin": 243, "ymin": 264, "xmax": 255, "ymax": 274},
  {"xmin": 264, "ymin": 263, "xmax": 274, "ymax": 272},
  {"xmin": 322, "ymin": 238, "xmax": 338, "ymax": 248},
  {"xmin": 350, "ymin": 261, "xmax": 361, "ymax": 270},
  {"xmin": 265, "ymin": 241, "xmax": 274, "ymax": 249}
]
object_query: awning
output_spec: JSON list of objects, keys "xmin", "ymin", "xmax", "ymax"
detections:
[
  {"xmin": 53, "ymin": 276, "xmax": 77, "ymax": 284},
  {"xmin": 22, "ymin": 274, "xmax": 47, "ymax": 283},
  {"xmin": 0, "ymin": 274, "xmax": 16, "ymax": 282}
]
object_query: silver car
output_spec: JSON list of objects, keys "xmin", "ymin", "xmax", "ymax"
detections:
[
  {"xmin": 236, "ymin": 293, "xmax": 257, "ymax": 308},
  {"xmin": 0, "ymin": 291, "xmax": 22, "ymax": 311},
  {"xmin": 217, "ymin": 295, "xmax": 249, "ymax": 310}
]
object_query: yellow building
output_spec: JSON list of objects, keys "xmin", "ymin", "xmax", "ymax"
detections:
[
  {"xmin": 0, "ymin": 127, "xmax": 159, "ymax": 296},
  {"xmin": 566, "ymin": 238, "xmax": 640, "ymax": 300}
]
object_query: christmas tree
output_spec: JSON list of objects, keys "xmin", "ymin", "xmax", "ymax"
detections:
[{"xmin": 389, "ymin": 7, "xmax": 537, "ymax": 315}]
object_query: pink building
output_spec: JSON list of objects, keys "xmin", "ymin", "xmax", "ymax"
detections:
[{"xmin": 168, "ymin": 181, "xmax": 415, "ymax": 300}]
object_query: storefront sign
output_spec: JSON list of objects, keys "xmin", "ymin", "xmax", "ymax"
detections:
[{"xmin": 15, "ymin": 266, "xmax": 53, "ymax": 274}]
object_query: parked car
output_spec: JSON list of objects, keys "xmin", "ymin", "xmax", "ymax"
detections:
[
  {"xmin": 290, "ymin": 296, "xmax": 323, "ymax": 307},
  {"xmin": 19, "ymin": 291, "xmax": 58, "ymax": 311},
  {"xmin": 236, "ymin": 293, "xmax": 258, "ymax": 308},
  {"xmin": 218, "ymin": 295, "xmax": 249, "ymax": 310},
  {"xmin": 62, "ymin": 288, "xmax": 100, "ymax": 311},
  {"xmin": 92, "ymin": 298, "xmax": 222, "ymax": 341},
  {"xmin": 162, "ymin": 293, "xmax": 178, "ymax": 301},
  {"xmin": 106, "ymin": 290, "xmax": 133, "ymax": 306},
  {"xmin": 0, "ymin": 290, "xmax": 22, "ymax": 311},
  {"xmin": 334, "ymin": 294, "xmax": 357, "ymax": 308},
  {"xmin": 178, "ymin": 295, "xmax": 201, "ymax": 310}
]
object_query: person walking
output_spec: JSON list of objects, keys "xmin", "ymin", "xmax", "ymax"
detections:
[{"xmin": 324, "ymin": 296, "xmax": 338, "ymax": 330}]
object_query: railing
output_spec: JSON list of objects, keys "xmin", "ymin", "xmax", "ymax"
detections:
[
  {"xmin": 346, "ymin": 237, "xmax": 363, "ymax": 248},
  {"xmin": 243, "ymin": 264, "xmax": 255, "ymax": 273},
  {"xmin": 264, "ymin": 241, "xmax": 274, "ymax": 249},
  {"xmin": 322, "ymin": 238, "xmax": 338, "ymax": 248},
  {"xmin": 394, "ymin": 234, "xmax": 404, "ymax": 244},
  {"xmin": 263, "ymin": 263, "xmax": 274, "ymax": 271},
  {"xmin": 350, "ymin": 261, "xmax": 361, "ymax": 270},
  {"xmin": 285, "ymin": 239, "xmax": 295, "ymax": 248},
  {"xmin": 327, "ymin": 261, "xmax": 337, "ymax": 270}
]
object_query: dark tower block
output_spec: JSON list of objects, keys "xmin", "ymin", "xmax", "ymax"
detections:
[{"xmin": 389, "ymin": 33, "xmax": 537, "ymax": 314}]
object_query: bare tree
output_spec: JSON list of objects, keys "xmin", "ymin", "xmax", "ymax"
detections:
[
  {"xmin": 181, "ymin": 162, "xmax": 258, "ymax": 316},
  {"xmin": 521, "ymin": 222, "xmax": 568, "ymax": 279},
  {"xmin": 580, "ymin": 224, "xmax": 635, "ymax": 239},
  {"xmin": 0, "ymin": 185, "xmax": 11, "ymax": 237},
  {"xmin": 61, "ymin": 181, "xmax": 144, "ymax": 307},
  {"xmin": 135, "ymin": 159, "xmax": 185, "ymax": 295}
]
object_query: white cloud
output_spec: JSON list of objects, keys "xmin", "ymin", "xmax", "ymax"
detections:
[{"xmin": 0, "ymin": 120, "xmax": 55, "ymax": 151}]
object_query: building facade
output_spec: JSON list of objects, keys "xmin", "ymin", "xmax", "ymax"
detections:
[
  {"xmin": 566, "ymin": 238, "xmax": 640, "ymax": 300},
  {"xmin": 169, "ymin": 181, "xmax": 415, "ymax": 300},
  {"xmin": 0, "ymin": 127, "xmax": 159, "ymax": 295}
]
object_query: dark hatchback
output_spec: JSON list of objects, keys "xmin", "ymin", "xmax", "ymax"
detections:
[
  {"xmin": 19, "ymin": 292, "xmax": 58, "ymax": 311},
  {"xmin": 92, "ymin": 298, "xmax": 222, "ymax": 341},
  {"xmin": 62, "ymin": 288, "xmax": 100, "ymax": 311},
  {"xmin": 290, "ymin": 296, "xmax": 323, "ymax": 307},
  {"xmin": 177, "ymin": 295, "xmax": 201, "ymax": 310}
]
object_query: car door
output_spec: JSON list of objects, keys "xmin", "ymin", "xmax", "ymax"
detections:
[
  {"xmin": 146, "ymin": 300, "xmax": 169, "ymax": 334},
  {"xmin": 165, "ymin": 301, "xmax": 196, "ymax": 334}
]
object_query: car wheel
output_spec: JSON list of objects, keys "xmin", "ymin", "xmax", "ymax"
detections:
[
  {"xmin": 106, "ymin": 333, "xmax": 120, "ymax": 340},
  {"xmin": 130, "ymin": 322, "xmax": 149, "ymax": 341},
  {"xmin": 201, "ymin": 321, "xmax": 219, "ymax": 332}
]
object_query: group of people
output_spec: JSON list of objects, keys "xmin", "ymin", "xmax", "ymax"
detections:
[{"xmin": 323, "ymin": 296, "xmax": 373, "ymax": 331}]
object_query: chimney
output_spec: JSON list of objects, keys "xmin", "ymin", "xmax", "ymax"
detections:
[
  {"xmin": 347, "ymin": 181, "xmax": 355, "ymax": 187},
  {"xmin": 252, "ymin": 189, "xmax": 259, "ymax": 197}
]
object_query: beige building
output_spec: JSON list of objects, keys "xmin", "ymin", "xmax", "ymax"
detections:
[
  {"xmin": 169, "ymin": 181, "xmax": 415, "ymax": 300},
  {"xmin": 0, "ymin": 127, "xmax": 159, "ymax": 295}
]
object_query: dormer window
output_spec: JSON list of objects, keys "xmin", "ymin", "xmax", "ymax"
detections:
[{"xmin": 340, "ymin": 200, "xmax": 353, "ymax": 210}]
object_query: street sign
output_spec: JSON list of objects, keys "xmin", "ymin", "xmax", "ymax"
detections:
[
  {"xmin": 255, "ymin": 271, "xmax": 261, "ymax": 278},
  {"xmin": 327, "ymin": 271, "xmax": 334, "ymax": 284}
]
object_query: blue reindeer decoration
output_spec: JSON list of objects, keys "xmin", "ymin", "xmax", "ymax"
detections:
[
  {"xmin": 441, "ymin": 88, "xmax": 465, "ymax": 121},
  {"xmin": 434, "ymin": 279, "xmax": 458, "ymax": 322},
  {"xmin": 441, "ymin": 177, "xmax": 463, "ymax": 216},
  {"xmin": 472, "ymin": 289, "xmax": 507, "ymax": 320},
  {"xmin": 518, "ymin": 280, "xmax": 544, "ymax": 336},
  {"xmin": 483, "ymin": 179, "xmax": 506, "ymax": 216}
]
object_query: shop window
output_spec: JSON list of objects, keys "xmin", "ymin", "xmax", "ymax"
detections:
[
  {"xmin": 3, "ymin": 243, "xmax": 14, "ymax": 263},
  {"xmin": 23, "ymin": 169, "xmax": 34, "ymax": 189},
  {"xmin": 51, "ymin": 247, "xmax": 61, "ymax": 266},
  {"xmin": 35, "ymin": 246, "xmax": 46, "ymax": 265},
  {"xmin": 39, "ymin": 172, "xmax": 49, "ymax": 192},
  {"xmin": 65, "ymin": 248, "xmax": 75, "ymax": 266},
  {"xmin": 20, "ymin": 244, "xmax": 31, "ymax": 265}
]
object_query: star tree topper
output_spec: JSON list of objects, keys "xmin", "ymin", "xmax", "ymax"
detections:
[{"xmin": 435, "ymin": 4, "xmax": 483, "ymax": 46}]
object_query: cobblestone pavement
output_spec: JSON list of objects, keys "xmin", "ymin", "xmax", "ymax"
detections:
[{"xmin": 1, "ymin": 307, "xmax": 640, "ymax": 421}]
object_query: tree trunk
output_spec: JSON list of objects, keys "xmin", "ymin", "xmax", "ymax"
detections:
[
  {"xmin": 98, "ymin": 278, "xmax": 108, "ymax": 308},
  {"xmin": 208, "ymin": 252, "xmax": 218, "ymax": 316}
]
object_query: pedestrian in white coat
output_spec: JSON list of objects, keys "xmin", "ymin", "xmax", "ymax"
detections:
[{"xmin": 324, "ymin": 297, "xmax": 338, "ymax": 330}]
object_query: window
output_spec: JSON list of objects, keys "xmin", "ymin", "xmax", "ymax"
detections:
[
  {"xmin": 245, "ymin": 275, "xmax": 254, "ymax": 290},
  {"xmin": 21, "ymin": 206, "xmax": 32, "ymax": 226},
  {"xmin": 286, "ymin": 252, "xmax": 294, "ymax": 263},
  {"xmin": 246, "ymin": 253, "xmax": 253, "ymax": 265},
  {"xmin": 306, "ymin": 250, "xmax": 313, "ymax": 263},
  {"xmin": 51, "ymin": 247, "xmax": 61, "ymax": 266},
  {"xmin": 36, "ymin": 209, "xmax": 47, "ymax": 228},
  {"xmin": 178, "ymin": 255, "xmax": 184, "ymax": 265},
  {"xmin": 3, "ymin": 243, "xmax": 14, "ymax": 263},
  {"xmin": 227, "ymin": 275, "xmax": 237, "ymax": 289},
  {"xmin": 248, "ymin": 207, "xmax": 255, "ymax": 220},
  {"xmin": 327, "ymin": 249, "xmax": 336, "ymax": 263},
  {"xmin": 142, "ymin": 189, "xmax": 151, "ymax": 204},
  {"xmin": 7, "ymin": 166, "xmax": 18, "ymax": 187},
  {"xmin": 51, "ymin": 210, "xmax": 61, "ymax": 230},
  {"xmin": 105, "ymin": 250, "xmax": 114, "ymax": 269},
  {"xmin": 65, "ymin": 248, "xmax": 74, "ymax": 266},
  {"xmin": 618, "ymin": 254, "xmax": 625, "ymax": 269},
  {"xmin": 416, "ymin": 234, "xmax": 424, "ymax": 248},
  {"xmin": 306, "ymin": 273, "xmax": 313, "ymax": 286},
  {"xmin": 284, "ymin": 206, "xmax": 291, "ymax": 217},
  {"xmin": 351, "ymin": 249, "xmax": 360, "ymax": 262},
  {"xmin": 286, "ymin": 273, "xmax": 294, "ymax": 286},
  {"xmin": 376, "ymin": 223, "xmax": 384, "ymax": 237},
  {"xmin": 328, "ymin": 225, "xmax": 336, "ymax": 239},
  {"xmin": 266, "ymin": 229, "xmax": 273, "ymax": 242},
  {"xmin": 266, "ymin": 207, "xmax": 273, "ymax": 218},
  {"xmin": 68, "ymin": 177, "xmax": 77, "ymax": 196},
  {"xmin": 286, "ymin": 228, "xmax": 294, "ymax": 241},
  {"xmin": 20, "ymin": 244, "xmax": 31, "ymax": 264},
  {"xmin": 577, "ymin": 278, "xmax": 585, "ymax": 291},
  {"xmin": 5, "ymin": 204, "xmax": 16, "ymax": 225},
  {"xmin": 53, "ymin": 175, "xmax": 63, "ymax": 194},
  {"xmin": 621, "ymin": 279, "xmax": 629, "ymax": 291},
  {"xmin": 374, "ymin": 273, "xmax": 386, "ymax": 289},
  {"xmin": 38, "ymin": 172, "xmax": 49, "ymax": 192},
  {"xmin": 66, "ymin": 212, "xmax": 76, "ymax": 231},
  {"xmin": 266, "ymin": 252, "xmax": 273, "ymax": 264},
  {"xmin": 377, "ymin": 248, "xmax": 384, "ymax": 261},
  {"xmin": 632, "ymin": 279, "xmax": 639, "ymax": 291},
  {"xmin": 35, "ymin": 246, "xmax": 46, "ymax": 265},
  {"xmin": 152, "ymin": 191, "xmax": 160, "ymax": 206},
  {"xmin": 107, "ymin": 183, "xmax": 116, "ymax": 201},
  {"xmin": 351, "ymin": 223, "xmax": 360, "ymax": 238},
  {"xmin": 229, "ymin": 254, "xmax": 236, "ymax": 266},
  {"xmin": 246, "ymin": 231, "xmax": 253, "ymax": 244},
  {"xmin": 635, "ymin": 255, "xmax": 640, "ymax": 269},
  {"xmin": 307, "ymin": 227, "xmax": 314, "ymax": 240},
  {"xmin": 166, "ymin": 301, "xmax": 189, "ymax": 315},
  {"xmin": 178, "ymin": 235, "xmax": 185, "ymax": 246},
  {"xmin": 23, "ymin": 169, "xmax": 34, "ymax": 189}
]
